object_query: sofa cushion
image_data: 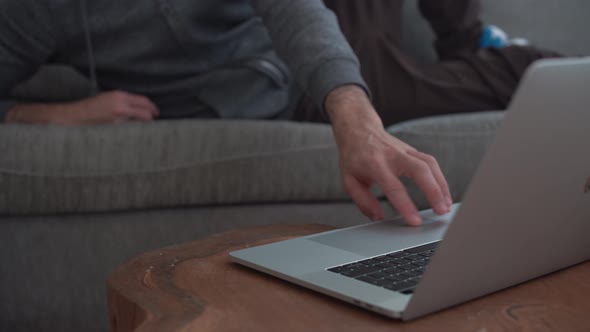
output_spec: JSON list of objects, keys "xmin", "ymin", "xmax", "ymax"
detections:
[
  {"xmin": 0, "ymin": 112, "xmax": 503, "ymax": 215},
  {"xmin": 0, "ymin": 120, "xmax": 342, "ymax": 215}
]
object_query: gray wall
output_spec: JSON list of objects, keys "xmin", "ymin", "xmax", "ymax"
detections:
[{"xmin": 403, "ymin": 0, "xmax": 589, "ymax": 63}]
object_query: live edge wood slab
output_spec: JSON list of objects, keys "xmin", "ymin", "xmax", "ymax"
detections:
[{"xmin": 107, "ymin": 224, "xmax": 590, "ymax": 332}]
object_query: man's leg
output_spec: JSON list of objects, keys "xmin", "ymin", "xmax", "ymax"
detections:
[
  {"xmin": 418, "ymin": 0, "xmax": 483, "ymax": 60},
  {"xmin": 293, "ymin": 0, "xmax": 562, "ymax": 126},
  {"xmin": 322, "ymin": 0, "xmax": 404, "ymax": 49},
  {"xmin": 351, "ymin": 28, "xmax": 561, "ymax": 126}
]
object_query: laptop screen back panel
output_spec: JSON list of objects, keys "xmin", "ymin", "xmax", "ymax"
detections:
[{"xmin": 405, "ymin": 59, "xmax": 590, "ymax": 320}]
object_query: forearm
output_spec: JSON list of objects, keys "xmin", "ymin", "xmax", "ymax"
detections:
[
  {"xmin": 253, "ymin": 0, "xmax": 369, "ymax": 110},
  {"xmin": 4, "ymin": 102, "xmax": 77, "ymax": 124}
]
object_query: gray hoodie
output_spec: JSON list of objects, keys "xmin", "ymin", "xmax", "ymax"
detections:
[{"xmin": 0, "ymin": 0, "xmax": 367, "ymax": 121}]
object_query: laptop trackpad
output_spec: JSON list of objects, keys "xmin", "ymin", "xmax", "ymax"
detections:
[{"xmin": 308, "ymin": 218, "xmax": 450, "ymax": 257}]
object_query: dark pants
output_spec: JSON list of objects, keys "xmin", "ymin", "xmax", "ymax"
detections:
[{"xmin": 294, "ymin": 0, "xmax": 561, "ymax": 126}]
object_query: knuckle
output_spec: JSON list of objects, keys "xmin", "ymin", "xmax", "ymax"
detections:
[
  {"xmin": 382, "ymin": 183, "xmax": 405, "ymax": 196},
  {"xmin": 112, "ymin": 106, "xmax": 128, "ymax": 116},
  {"xmin": 348, "ymin": 152, "xmax": 382, "ymax": 173},
  {"xmin": 384, "ymin": 147, "xmax": 406, "ymax": 164},
  {"xmin": 112, "ymin": 91, "xmax": 128, "ymax": 101},
  {"xmin": 362, "ymin": 150, "xmax": 383, "ymax": 163},
  {"xmin": 412, "ymin": 160, "xmax": 430, "ymax": 174},
  {"xmin": 422, "ymin": 154, "xmax": 438, "ymax": 165}
]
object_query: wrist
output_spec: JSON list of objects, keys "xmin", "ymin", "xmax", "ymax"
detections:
[
  {"xmin": 325, "ymin": 85, "xmax": 384, "ymax": 131},
  {"xmin": 5, "ymin": 102, "xmax": 76, "ymax": 124}
]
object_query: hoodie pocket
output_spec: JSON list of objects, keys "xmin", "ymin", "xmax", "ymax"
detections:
[{"xmin": 242, "ymin": 57, "xmax": 289, "ymax": 88}]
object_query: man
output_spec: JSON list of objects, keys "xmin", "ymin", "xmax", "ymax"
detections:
[{"xmin": 0, "ymin": 0, "xmax": 554, "ymax": 225}]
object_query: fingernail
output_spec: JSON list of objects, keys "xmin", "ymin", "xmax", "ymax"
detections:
[
  {"xmin": 408, "ymin": 214, "xmax": 422, "ymax": 226},
  {"xmin": 368, "ymin": 212, "xmax": 382, "ymax": 221},
  {"xmin": 438, "ymin": 203, "xmax": 449, "ymax": 214}
]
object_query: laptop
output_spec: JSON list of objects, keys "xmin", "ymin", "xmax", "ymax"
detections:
[{"xmin": 230, "ymin": 58, "xmax": 590, "ymax": 320}]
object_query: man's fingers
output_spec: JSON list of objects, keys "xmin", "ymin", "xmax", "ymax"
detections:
[
  {"xmin": 408, "ymin": 150, "xmax": 453, "ymax": 208},
  {"xmin": 404, "ymin": 150, "xmax": 451, "ymax": 214},
  {"xmin": 117, "ymin": 92, "xmax": 158, "ymax": 121},
  {"xmin": 126, "ymin": 93, "xmax": 160, "ymax": 117},
  {"xmin": 121, "ymin": 106, "xmax": 154, "ymax": 121},
  {"xmin": 402, "ymin": 156, "xmax": 449, "ymax": 215},
  {"xmin": 374, "ymin": 169, "xmax": 422, "ymax": 226},
  {"xmin": 343, "ymin": 175, "xmax": 384, "ymax": 221}
]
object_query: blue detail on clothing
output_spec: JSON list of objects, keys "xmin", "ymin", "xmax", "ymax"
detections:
[{"xmin": 480, "ymin": 25, "xmax": 509, "ymax": 48}]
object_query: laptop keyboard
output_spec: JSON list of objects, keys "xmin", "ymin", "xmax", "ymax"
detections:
[{"xmin": 327, "ymin": 241, "xmax": 439, "ymax": 294}]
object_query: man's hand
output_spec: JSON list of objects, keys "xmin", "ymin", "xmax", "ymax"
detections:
[
  {"xmin": 6, "ymin": 91, "xmax": 159, "ymax": 125},
  {"xmin": 326, "ymin": 85, "xmax": 452, "ymax": 226}
]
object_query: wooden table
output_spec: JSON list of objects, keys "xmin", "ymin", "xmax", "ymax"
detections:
[{"xmin": 107, "ymin": 224, "xmax": 590, "ymax": 332}]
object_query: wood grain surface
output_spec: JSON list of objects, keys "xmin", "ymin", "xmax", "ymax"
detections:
[{"xmin": 107, "ymin": 224, "xmax": 590, "ymax": 332}]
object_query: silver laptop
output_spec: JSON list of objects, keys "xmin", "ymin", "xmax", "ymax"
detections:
[{"xmin": 230, "ymin": 58, "xmax": 590, "ymax": 320}]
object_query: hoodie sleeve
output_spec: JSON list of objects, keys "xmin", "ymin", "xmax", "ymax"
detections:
[
  {"xmin": 0, "ymin": 0, "xmax": 57, "ymax": 122},
  {"xmin": 252, "ymin": 0, "xmax": 370, "ymax": 112}
]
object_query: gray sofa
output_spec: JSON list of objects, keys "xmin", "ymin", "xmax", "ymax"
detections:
[{"xmin": 1, "ymin": 1, "xmax": 587, "ymax": 331}]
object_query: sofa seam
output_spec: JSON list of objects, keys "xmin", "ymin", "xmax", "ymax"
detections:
[{"xmin": 0, "ymin": 144, "xmax": 337, "ymax": 178}]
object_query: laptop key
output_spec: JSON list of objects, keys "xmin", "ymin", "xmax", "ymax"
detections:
[
  {"xmin": 385, "ymin": 284, "xmax": 403, "ymax": 291},
  {"xmin": 387, "ymin": 280, "xmax": 419, "ymax": 292},
  {"xmin": 411, "ymin": 260, "xmax": 429, "ymax": 267},
  {"xmin": 400, "ymin": 271, "xmax": 421, "ymax": 278},
  {"xmin": 364, "ymin": 258, "xmax": 384, "ymax": 266},
  {"xmin": 340, "ymin": 266, "xmax": 382, "ymax": 278},
  {"xmin": 386, "ymin": 251, "xmax": 410, "ymax": 258},
  {"xmin": 397, "ymin": 264, "xmax": 415, "ymax": 271},
  {"xmin": 343, "ymin": 263, "xmax": 365, "ymax": 270},
  {"xmin": 366, "ymin": 272, "xmax": 390, "ymax": 279},
  {"xmin": 404, "ymin": 255, "xmax": 423, "ymax": 261},
  {"xmin": 383, "ymin": 267, "xmax": 405, "ymax": 275},
  {"xmin": 356, "ymin": 276, "xmax": 377, "ymax": 284},
  {"xmin": 375, "ymin": 262, "xmax": 395, "ymax": 269},
  {"xmin": 405, "ymin": 242, "xmax": 440, "ymax": 254},
  {"xmin": 339, "ymin": 270, "xmax": 359, "ymax": 277},
  {"xmin": 384, "ymin": 275, "xmax": 405, "ymax": 282},
  {"xmin": 373, "ymin": 255, "xmax": 391, "ymax": 262},
  {"xmin": 328, "ymin": 266, "xmax": 344, "ymax": 273},
  {"xmin": 390, "ymin": 258, "xmax": 407, "ymax": 265},
  {"xmin": 372, "ymin": 279, "xmax": 397, "ymax": 287}
]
